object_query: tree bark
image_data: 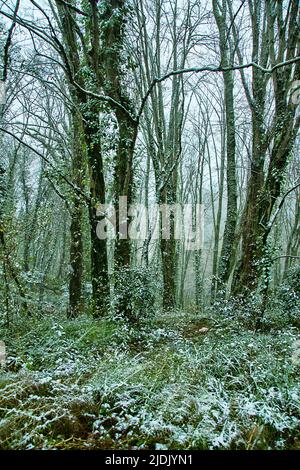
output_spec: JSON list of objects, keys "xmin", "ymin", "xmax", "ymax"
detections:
[
  {"xmin": 213, "ymin": 0, "xmax": 237, "ymax": 295},
  {"xmin": 67, "ymin": 110, "xmax": 84, "ymax": 318}
]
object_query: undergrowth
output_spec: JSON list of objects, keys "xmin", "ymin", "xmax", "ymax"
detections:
[{"xmin": 0, "ymin": 310, "xmax": 300, "ymax": 450}]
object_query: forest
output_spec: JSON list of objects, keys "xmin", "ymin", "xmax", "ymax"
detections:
[{"xmin": 0, "ymin": 0, "xmax": 299, "ymax": 451}]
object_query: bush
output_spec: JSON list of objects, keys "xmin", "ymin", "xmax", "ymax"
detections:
[
  {"xmin": 264, "ymin": 265, "xmax": 300, "ymax": 329},
  {"xmin": 113, "ymin": 266, "xmax": 161, "ymax": 323}
]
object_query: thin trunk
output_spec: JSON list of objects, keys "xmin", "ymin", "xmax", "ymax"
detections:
[
  {"xmin": 213, "ymin": 0, "xmax": 237, "ymax": 295},
  {"xmin": 67, "ymin": 110, "xmax": 84, "ymax": 318}
]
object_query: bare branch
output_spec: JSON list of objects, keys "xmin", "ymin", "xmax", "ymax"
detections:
[
  {"xmin": 0, "ymin": 126, "xmax": 90, "ymax": 205},
  {"xmin": 138, "ymin": 56, "xmax": 300, "ymax": 119},
  {"xmin": 267, "ymin": 180, "xmax": 300, "ymax": 234},
  {"xmin": 2, "ymin": 0, "xmax": 20, "ymax": 81},
  {"xmin": 54, "ymin": 0, "xmax": 89, "ymax": 18},
  {"xmin": 271, "ymin": 255, "xmax": 300, "ymax": 262}
]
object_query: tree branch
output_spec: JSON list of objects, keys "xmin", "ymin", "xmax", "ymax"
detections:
[
  {"xmin": 267, "ymin": 180, "xmax": 300, "ymax": 235},
  {"xmin": 271, "ymin": 255, "xmax": 300, "ymax": 262},
  {"xmin": 0, "ymin": 126, "xmax": 90, "ymax": 205},
  {"xmin": 2, "ymin": 0, "xmax": 20, "ymax": 81},
  {"xmin": 54, "ymin": 0, "xmax": 89, "ymax": 18},
  {"xmin": 138, "ymin": 56, "xmax": 300, "ymax": 120}
]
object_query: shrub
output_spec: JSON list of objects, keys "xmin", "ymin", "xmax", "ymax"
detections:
[
  {"xmin": 263, "ymin": 265, "xmax": 300, "ymax": 329},
  {"xmin": 113, "ymin": 266, "xmax": 161, "ymax": 323}
]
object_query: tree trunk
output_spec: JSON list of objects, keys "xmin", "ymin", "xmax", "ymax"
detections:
[
  {"xmin": 67, "ymin": 110, "xmax": 84, "ymax": 318},
  {"xmin": 83, "ymin": 105, "xmax": 109, "ymax": 317},
  {"xmin": 213, "ymin": 0, "xmax": 237, "ymax": 295}
]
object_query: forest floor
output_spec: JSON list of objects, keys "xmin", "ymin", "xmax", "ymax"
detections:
[{"xmin": 0, "ymin": 310, "xmax": 300, "ymax": 450}]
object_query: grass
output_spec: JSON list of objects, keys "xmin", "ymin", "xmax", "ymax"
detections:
[{"xmin": 0, "ymin": 310, "xmax": 300, "ymax": 449}]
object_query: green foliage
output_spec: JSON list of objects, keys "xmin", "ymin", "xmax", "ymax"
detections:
[
  {"xmin": 265, "ymin": 265, "xmax": 300, "ymax": 328},
  {"xmin": 0, "ymin": 310, "xmax": 300, "ymax": 449},
  {"xmin": 283, "ymin": 265, "xmax": 300, "ymax": 297},
  {"xmin": 113, "ymin": 266, "xmax": 161, "ymax": 323}
]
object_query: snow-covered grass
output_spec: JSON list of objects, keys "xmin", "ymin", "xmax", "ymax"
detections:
[{"xmin": 0, "ymin": 311, "xmax": 300, "ymax": 449}]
